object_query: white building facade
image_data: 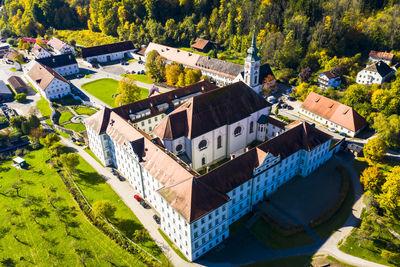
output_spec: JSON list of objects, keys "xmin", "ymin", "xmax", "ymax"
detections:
[{"xmin": 356, "ymin": 61, "xmax": 395, "ymax": 85}]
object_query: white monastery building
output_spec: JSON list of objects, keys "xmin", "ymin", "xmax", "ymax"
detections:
[
  {"xmin": 300, "ymin": 92, "xmax": 367, "ymax": 137},
  {"xmin": 35, "ymin": 54, "xmax": 79, "ymax": 77},
  {"xmin": 145, "ymin": 33, "xmax": 274, "ymax": 93},
  {"xmin": 356, "ymin": 61, "xmax": 396, "ymax": 85},
  {"xmin": 47, "ymin": 37, "xmax": 75, "ymax": 55},
  {"xmin": 27, "ymin": 62, "xmax": 71, "ymax": 100},
  {"xmin": 84, "ymin": 80, "xmax": 342, "ymax": 261},
  {"xmin": 82, "ymin": 41, "xmax": 135, "ymax": 63},
  {"xmin": 31, "ymin": 43, "xmax": 52, "ymax": 59}
]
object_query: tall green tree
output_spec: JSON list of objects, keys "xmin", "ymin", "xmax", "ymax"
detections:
[{"xmin": 115, "ymin": 77, "xmax": 142, "ymax": 106}]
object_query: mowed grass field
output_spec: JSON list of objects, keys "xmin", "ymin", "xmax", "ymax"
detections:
[
  {"xmin": 81, "ymin": 78, "xmax": 148, "ymax": 108},
  {"xmin": 0, "ymin": 148, "xmax": 149, "ymax": 266}
]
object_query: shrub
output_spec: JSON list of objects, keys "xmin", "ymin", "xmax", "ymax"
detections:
[
  {"xmin": 7, "ymin": 38, "xmax": 14, "ymax": 45},
  {"xmin": 0, "ymin": 116, "xmax": 8, "ymax": 129},
  {"xmin": 15, "ymin": 93, "xmax": 27, "ymax": 103},
  {"xmin": 381, "ymin": 250, "xmax": 400, "ymax": 264}
]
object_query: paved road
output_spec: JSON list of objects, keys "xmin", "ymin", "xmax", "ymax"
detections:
[{"xmin": 59, "ymin": 137, "xmax": 199, "ymax": 267}]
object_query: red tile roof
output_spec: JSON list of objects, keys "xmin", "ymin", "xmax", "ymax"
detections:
[
  {"xmin": 301, "ymin": 92, "xmax": 366, "ymax": 133},
  {"xmin": 369, "ymin": 50, "xmax": 394, "ymax": 61},
  {"xmin": 191, "ymin": 38, "xmax": 211, "ymax": 50}
]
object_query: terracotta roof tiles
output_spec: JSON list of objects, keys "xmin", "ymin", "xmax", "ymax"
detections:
[{"xmin": 301, "ymin": 92, "xmax": 366, "ymax": 132}]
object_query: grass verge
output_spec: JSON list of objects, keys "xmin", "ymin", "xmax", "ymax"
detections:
[
  {"xmin": 75, "ymin": 107, "xmax": 97, "ymax": 116},
  {"xmin": 84, "ymin": 147, "xmax": 105, "ymax": 167},
  {"xmin": 37, "ymin": 97, "xmax": 53, "ymax": 126},
  {"xmin": 122, "ymin": 74, "xmax": 154, "ymax": 84},
  {"xmin": 72, "ymin": 155, "xmax": 167, "ymax": 262},
  {"xmin": 63, "ymin": 123, "xmax": 86, "ymax": 132},
  {"xmin": 158, "ymin": 229, "xmax": 189, "ymax": 262}
]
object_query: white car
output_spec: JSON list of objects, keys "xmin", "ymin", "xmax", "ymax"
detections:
[{"xmin": 328, "ymin": 127, "xmax": 336, "ymax": 132}]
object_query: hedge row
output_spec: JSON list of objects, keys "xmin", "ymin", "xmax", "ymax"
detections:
[
  {"xmin": 57, "ymin": 170, "xmax": 163, "ymax": 267},
  {"xmin": 260, "ymin": 213, "xmax": 306, "ymax": 236},
  {"xmin": 309, "ymin": 165, "xmax": 350, "ymax": 228}
]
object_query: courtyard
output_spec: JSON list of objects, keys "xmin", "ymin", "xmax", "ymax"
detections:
[
  {"xmin": 81, "ymin": 78, "xmax": 148, "ymax": 108},
  {"xmin": 198, "ymin": 155, "xmax": 355, "ymax": 266}
]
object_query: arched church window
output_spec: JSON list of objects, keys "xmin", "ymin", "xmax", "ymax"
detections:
[
  {"xmin": 217, "ymin": 135, "xmax": 222, "ymax": 149},
  {"xmin": 198, "ymin": 140, "xmax": 207, "ymax": 151},
  {"xmin": 249, "ymin": 122, "xmax": 254, "ymax": 133},
  {"xmin": 202, "ymin": 157, "xmax": 206, "ymax": 165},
  {"xmin": 234, "ymin": 126, "xmax": 242, "ymax": 136},
  {"xmin": 176, "ymin": 144, "xmax": 183, "ymax": 152}
]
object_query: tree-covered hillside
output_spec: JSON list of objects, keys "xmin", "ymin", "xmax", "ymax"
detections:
[{"xmin": 2, "ymin": 1, "xmax": 400, "ymax": 60}]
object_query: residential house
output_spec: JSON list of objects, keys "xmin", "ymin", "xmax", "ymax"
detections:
[
  {"xmin": 31, "ymin": 43, "xmax": 52, "ymax": 59},
  {"xmin": 356, "ymin": 61, "xmax": 395, "ymax": 85},
  {"xmin": 318, "ymin": 69, "xmax": 341, "ymax": 89},
  {"xmin": 369, "ymin": 50, "xmax": 394, "ymax": 65},
  {"xmin": 82, "ymin": 41, "xmax": 135, "ymax": 63},
  {"xmin": 299, "ymin": 92, "xmax": 367, "ymax": 137},
  {"xmin": 47, "ymin": 37, "xmax": 75, "ymax": 55},
  {"xmin": 36, "ymin": 54, "xmax": 79, "ymax": 76},
  {"xmin": 191, "ymin": 38, "xmax": 215, "ymax": 53},
  {"xmin": 27, "ymin": 62, "xmax": 71, "ymax": 100}
]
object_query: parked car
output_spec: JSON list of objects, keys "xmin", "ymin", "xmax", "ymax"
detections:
[
  {"xmin": 153, "ymin": 215, "xmax": 161, "ymax": 224},
  {"xmin": 140, "ymin": 199, "xmax": 150, "ymax": 209},
  {"xmin": 339, "ymin": 132, "xmax": 347, "ymax": 137},
  {"xmin": 76, "ymin": 74, "xmax": 83, "ymax": 78},
  {"xmin": 282, "ymin": 103, "xmax": 288, "ymax": 108},
  {"xmin": 328, "ymin": 127, "xmax": 336, "ymax": 133},
  {"xmin": 131, "ymin": 70, "xmax": 136, "ymax": 74},
  {"xmin": 287, "ymin": 105, "xmax": 294, "ymax": 110},
  {"xmin": 311, "ymin": 123, "xmax": 316, "ymax": 127},
  {"xmin": 288, "ymin": 96, "xmax": 295, "ymax": 101},
  {"xmin": 277, "ymin": 103, "xmax": 282, "ymax": 109},
  {"xmin": 134, "ymin": 194, "xmax": 141, "ymax": 202}
]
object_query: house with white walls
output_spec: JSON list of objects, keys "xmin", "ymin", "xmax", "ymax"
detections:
[
  {"xmin": 356, "ymin": 61, "xmax": 395, "ymax": 85},
  {"xmin": 36, "ymin": 54, "xmax": 79, "ymax": 77},
  {"xmin": 26, "ymin": 62, "xmax": 71, "ymax": 100},
  {"xmin": 47, "ymin": 37, "xmax": 75, "ymax": 55}
]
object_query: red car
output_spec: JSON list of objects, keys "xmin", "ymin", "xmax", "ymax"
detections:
[{"xmin": 134, "ymin": 195, "xmax": 141, "ymax": 202}]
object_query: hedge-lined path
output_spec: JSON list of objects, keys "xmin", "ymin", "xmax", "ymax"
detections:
[
  {"xmin": 197, "ymin": 152, "xmax": 387, "ymax": 267},
  {"xmin": 59, "ymin": 137, "xmax": 199, "ymax": 267}
]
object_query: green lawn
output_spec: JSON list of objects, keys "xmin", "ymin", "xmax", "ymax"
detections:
[
  {"xmin": 158, "ymin": 229, "xmax": 189, "ymax": 262},
  {"xmin": 122, "ymin": 74, "xmax": 154, "ymax": 84},
  {"xmin": 75, "ymin": 107, "xmax": 97, "ymax": 116},
  {"xmin": 0, "ymin": 148, "xmax": 148, "ymax": 266},
  {"xmin": 339, "ymin": 227, "xmax": 399, "ymax": 267},
  {"xmin": 243, "ymin": 256, "xmax": 311, "ymax": 267},
  {"xmin": 313, "ymin": 172, "xmax": 355, "ymax": 239},
  {"xmin": 58, "ymin": 111, "xmax": 74, "ymax": 124},
  {"xmin": 63, "ymin": 123, "xmax": 86, "ymax": 132},
  {"xmin": 84, "ymin": 147, "xmax": 104, "ymax": 167},
  {"xmin": 81, "ymin": 78, "xmax": 148, "ymax": 107},
  {"xmin": 37, "ymin": 97, "xmax": 53, "ymax": 126},
  {"xmin": 249, "ymin": 218, "xmax": 315, "ymax": 250},
  {"xmin": 73, "ymin": 157, "xmax": 166, "ymax": 262}
]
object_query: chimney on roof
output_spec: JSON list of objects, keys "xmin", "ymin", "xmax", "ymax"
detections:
[{"xmin": 110, "ymin": 119, "xmax": 115, "ymax": 126}]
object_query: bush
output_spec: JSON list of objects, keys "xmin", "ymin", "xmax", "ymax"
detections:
[
  {"xmin": 7, "ymin": 38, "xmax": 14, "ymax": 46},
  {"xmin": 15, "ymin": 93, "xmax": 27, "ymax": 103},
  {"xmin": 381, "ymin": 250, "xmax": 400, "ymax": 264},
  {"xmin": 0, "ymin": 116, "xmax": 8, "ymax": 129}
]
